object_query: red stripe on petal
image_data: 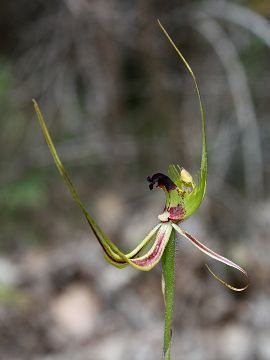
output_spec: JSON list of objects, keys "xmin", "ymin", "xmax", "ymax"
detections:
[
  {"xmin": 132, "ymin": 224, "xmax": 172, "ymax": 269},
  {"xmin": 182, "ymin": 230, "xmax": 247, "ymax": 275},
  {"xmin": 172, "ymin": 223, "xmax": 249, "ymax": 291}
]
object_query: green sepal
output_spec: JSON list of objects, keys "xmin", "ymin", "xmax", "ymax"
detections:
[
  {"xmin": 158, "ymin": 20, "xmax": 208, "ymax": 220},
  {"xmin": 33, "ymin": 99, "xmax": 167, "ymax": 271}
]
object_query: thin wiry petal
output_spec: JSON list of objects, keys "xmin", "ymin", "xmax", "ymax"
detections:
[
  {"xmin": 158, "ymin": 20, "xmax": 207, "ymax": 220},
  {"xmin": 33, "ymin": 99, "xmax": 162, "ymax": 269},
  {"xmin": 172, "ymin": 223, "xmax": 249, "ymax": 291}
]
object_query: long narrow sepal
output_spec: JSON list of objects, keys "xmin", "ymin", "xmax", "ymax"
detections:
[
  {"xmin": 172, "ymin": 224, "xmax": 249, "ymax": 291},
  {"xmin": 158, "ymin": 20, "xmax": 207, "ymax": 220},
  {"xmin": 33, "ymin": 99, "xmax": 163, "ymax": 269}
]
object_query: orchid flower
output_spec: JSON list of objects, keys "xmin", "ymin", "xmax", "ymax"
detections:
[{"xmin": 33, "ymin": 20, "xmax": 248, "ymax": 360}]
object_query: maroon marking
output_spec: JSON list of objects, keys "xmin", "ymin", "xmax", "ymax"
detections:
[
  {"xmin": 182, "ymin": 230, "xmax": 247, "ymax": 274},
  {"xmin": 168, "ymin": 204, "xmax": 185, "ymax": 221},
  {"xmin": 133, "ymin": 229, "xmax": 166, "ymax": 267}
]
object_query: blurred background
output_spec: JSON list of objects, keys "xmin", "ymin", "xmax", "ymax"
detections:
[{"xmin": 0, "ymin": 0, "xmax": 269, "ymax": 359}]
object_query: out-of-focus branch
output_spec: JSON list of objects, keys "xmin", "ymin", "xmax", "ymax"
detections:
[
  {"xmin": 201, "ymin": 0, "xmax": 270, "ymax": 47},
  {"xmin": 194, "ymin": 17, "xmax": 263, "ymax": 198}
]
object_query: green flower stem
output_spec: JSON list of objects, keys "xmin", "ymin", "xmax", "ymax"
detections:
[{"xmin": 162, "ymin": 228, "xmax": 176, "ymax": 360}]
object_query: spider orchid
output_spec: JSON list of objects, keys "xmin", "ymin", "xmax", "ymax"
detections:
[{"xmin": 33, "ymin": 20, "xmax": 248, "ymax": 359}]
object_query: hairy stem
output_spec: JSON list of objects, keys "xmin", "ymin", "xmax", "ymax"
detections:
[{"xmin": 162, "ymin": 229, "xmax": 176, "ymax": 359}]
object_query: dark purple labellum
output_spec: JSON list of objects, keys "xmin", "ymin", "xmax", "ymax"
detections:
[{"xmin": 147, "ymin": 173, "xmax": 177, "ymax": 191}]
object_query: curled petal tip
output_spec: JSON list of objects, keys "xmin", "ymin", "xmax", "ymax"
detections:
[
  {"xmin": 172, "ymin": 224, "xmax": 249, "ymax": 291},
  {"xmin": 205, "ymin": 264, "xmax": 249, "ymax": 292}
]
